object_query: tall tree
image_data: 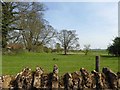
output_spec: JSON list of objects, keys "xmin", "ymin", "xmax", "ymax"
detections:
[
  {"xmin": 57, "ymin": 30, "xmax": 79, "ymax": 55},
  {"xmin": 107, "ymin": 37, "xmax": 120, "ymax": 56},
  {"xmin": 1, "ymin": 2, "xmax": 55, "ymax": 52},
  {"xmin": 1, "ymin": 2, "xmax": 37, "ymax": 48},
  {"xmin": 1, "ymin": 2, "xmax": 19, "ymax": 48},
  {"xmin": 18, "ymin": 2, "xmax": 55, "ymax": 51}
]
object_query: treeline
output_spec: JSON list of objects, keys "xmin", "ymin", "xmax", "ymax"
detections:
[{"xmin": 1, "ymin": 2, "xmax": 80, "ymax": 55}]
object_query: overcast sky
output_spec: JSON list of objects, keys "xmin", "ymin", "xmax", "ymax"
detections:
[{"xmin": 43, "ymin": 2, "xmax": 118, "ymax": 49}]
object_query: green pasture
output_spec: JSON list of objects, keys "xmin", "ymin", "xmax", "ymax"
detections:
[{"xmin": 2, "ymin": 51, "xmax": 119, "ymax": 75}]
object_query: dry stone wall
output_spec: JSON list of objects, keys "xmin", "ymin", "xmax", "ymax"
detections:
[{"xmin": 0, "ymin": 65, "xmax": 120, "ymax": 90}]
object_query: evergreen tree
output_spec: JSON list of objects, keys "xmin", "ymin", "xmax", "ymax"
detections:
[{"xmin": 107, "ymin": 37, "xmax": 120, "ymax": 56}]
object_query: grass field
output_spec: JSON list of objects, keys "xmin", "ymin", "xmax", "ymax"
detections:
[{"xmin": 2, "ymin": 50, "xmax": 119, "ymax": 75}]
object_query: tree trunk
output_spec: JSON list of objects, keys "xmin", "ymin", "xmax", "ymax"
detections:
[
  {"xmin": 2, "ymin": 34, "xmax": 7, "ymax": 48},
  {"xmin": 64, "ymin": 46, "xmax": 67, "ymax": 55}
]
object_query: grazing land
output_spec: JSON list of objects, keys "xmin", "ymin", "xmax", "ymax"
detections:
[{"xmin": 2, "ymin": 50, "xmax": 119, "ymax": 75}]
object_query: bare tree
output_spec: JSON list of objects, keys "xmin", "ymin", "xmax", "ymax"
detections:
[
  {"xmin": 1, "ymin": 2, "xmax": 56, "ymax": 53},
  {"xmin": 84, "ymin": 44, "xmax": 90, "ymax": 55},
  {"xmin": 2, "ymin": 2, "xmax": 55, "ymax": 52},
  {"xmin": 55, "ymin": 43, "xmax": 61, "ymax": 53},
  {"xmin": 57, "ymin": 30, "xmax": 79, "ymax": 55},
  {"xmin": 1, "ymin": 2, "xmax": 47, "ymax": 50},
  {"xmin": 39, "ymin": 25, "xmax": 56, "ymax": 46},
  {"xmin": 75, "ymin": 43, "xmax": 80, "ymax": 51}
]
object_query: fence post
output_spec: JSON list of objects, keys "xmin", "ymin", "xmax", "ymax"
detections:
[
  {"xmin": 95, "ymin": 56, "xmax": 100, "ymax": 90},
  {"xmin": 95, "ymin": 56, "xmax": 100, "ymax": 72}
]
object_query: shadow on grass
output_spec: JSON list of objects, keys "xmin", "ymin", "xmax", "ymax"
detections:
[
  {"xmin": 100, "ymin": 55, "xmax": 119, "ymax": 58},
  {"xmin": 57, "ymin": 54, "xmax": 75, "ymax": 55}
]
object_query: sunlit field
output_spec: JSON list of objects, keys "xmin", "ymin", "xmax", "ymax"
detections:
[{"xmin": 2, "ymin": 50, "xmax": 119, "ymax": 75}]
